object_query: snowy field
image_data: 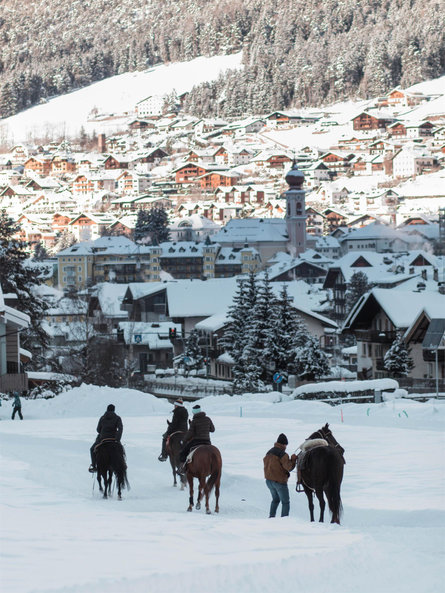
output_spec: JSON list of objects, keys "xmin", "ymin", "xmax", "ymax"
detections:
[{"xmin": 0, "ymin": 385, "xmax": 444, "ymax": 593}]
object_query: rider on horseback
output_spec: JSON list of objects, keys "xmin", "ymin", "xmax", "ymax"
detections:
[
  {"xmin": 158, "ymin": 398, "xmax": 189, "ymax": 462},
  {"xmin": 89, "ymin": 404, "xmax": 123, "ymax": 473},
  {"xmin": 177, "ymin": 404, "xmax": 215, "ymax": 473}
]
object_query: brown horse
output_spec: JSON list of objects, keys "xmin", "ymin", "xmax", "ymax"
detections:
[
  {"xmin": 185, "ymin": 445, "xmax": 222, "ymax": 514},
  {"xmin": 166, "ymin": 431, "xmax": 187, "ymax": 490},
  {"xmin": 298, "ymin": 423, "xmax": 345, "ymax": 524}
]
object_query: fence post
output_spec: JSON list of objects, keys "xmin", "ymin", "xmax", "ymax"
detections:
[{"xmin": 374, "ymin": 390, "xmax": 382, "ymax": 403}]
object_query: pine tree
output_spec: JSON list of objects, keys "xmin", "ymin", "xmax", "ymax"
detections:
[
  {"xmin": 293, "ymin": 334, "xmax": 330, "ymax": 381},
  {"xmin": 384, "ymin": 334, "xmax": 414, "ymax": 378},
  {"xmin": 32, "ymin": 242, "xmax": 49, "ymax": 261},
  {"xmin": 345, "ymin": 271, "xmax": 372, "ymax": 315},
  {"xmin": 134, "ymin": 209, "xmax": 151, "ymax": 244},
  {"xmin": 0, "ymin": 210, "xmax": 50, "ymax": 365},
  {"xmin": 183, "ymin": 329, "xmax": 204, "ymax": 371},
  {"xmin": 53, "ymin": 230, "xmax": 76, "ymax": 253},
  {"xmin": 146, "ymin": 207, "xmax": 170, "ymax": 245}
]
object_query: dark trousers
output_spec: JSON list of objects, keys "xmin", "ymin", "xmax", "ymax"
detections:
[
  {"xmin": 12, "ymin": 407, "xmax": 23, "ymax": 420},
  {"xmin": 266, "ymin": 479, "xmax": 290, "ymax": 517},
  {"xmin": 179, "ymin": 439, "xmax": 210, "ymax": 462}
]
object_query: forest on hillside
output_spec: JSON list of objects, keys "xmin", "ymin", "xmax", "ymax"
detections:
[{"xmin": 1, "ymin": 0, "xmax": 444, "ymax": 118}]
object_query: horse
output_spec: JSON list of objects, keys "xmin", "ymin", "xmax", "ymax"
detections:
[
  {"xmin": 298, "ymin": 423, "xmax": 345, "ymax": 524},
  {"xmin": 95, "ymin": 440, "xmax": 130, "ymax": 500},
  {"xmin": 166, "ymin": 431, "xmax": 187, "ymax": 490},
  {"xmin": 185, "ymin": 444, "xmax": 222, "ymax": 514}
]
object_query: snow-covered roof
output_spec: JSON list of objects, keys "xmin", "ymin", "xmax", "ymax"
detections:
[{"xmin": 212, "ymin": 218, "xmax": 287, "ymax": 244}]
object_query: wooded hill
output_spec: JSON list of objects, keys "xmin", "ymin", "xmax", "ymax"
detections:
[{"xmin": 1, "ymin": 0, "xmax": 444, "ymax": 118}]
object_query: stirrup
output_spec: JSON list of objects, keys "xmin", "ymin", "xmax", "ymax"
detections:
[
  {"xmin": 88, "ymin": 465, "xmax": 96, "ymax": 473},
  {"xmin": 158, "ymin": 454, "xmax": 167, "ymax": 462},
  {"xmin": 296, "ymin": 482, "xmax": 305, "ymax": 492}
]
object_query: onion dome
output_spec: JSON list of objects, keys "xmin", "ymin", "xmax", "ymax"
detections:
[{"xmin": 285, "ymin": 160, "xmax": 304, "ymax": 189}]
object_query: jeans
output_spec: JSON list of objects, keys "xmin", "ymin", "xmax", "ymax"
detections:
[{"xmin": 266, "ymin": 479, "xmax": 290, "ymax": 517}]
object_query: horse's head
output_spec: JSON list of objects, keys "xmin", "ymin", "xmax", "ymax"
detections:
[{"xmin": 317, "ymin": 424, "xmax": 345, "ymax": 457}]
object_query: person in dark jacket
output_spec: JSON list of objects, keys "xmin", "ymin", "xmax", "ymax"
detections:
[
  {"xmin": 89, "ymin": 404, "xmax": 123, "ymax": 472},
  {"xmin": 178, "ymin": 404, "xmax": 215, "ymax": 467},
  {"xmin": 263, "ymin": 433, "xmax": 297, "ymax": 517},
  {"xmin": 158, "ymin": 398, "xmax": 189, "ymax": 461},
  {"xmin": 11, "ymin": 392, "xmax": 23, "ymax": 420}
]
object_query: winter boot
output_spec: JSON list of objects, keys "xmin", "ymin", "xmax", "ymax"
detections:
[{"xmin": 158, "ymin": 436, "xmax": 168, "ymax": 461}]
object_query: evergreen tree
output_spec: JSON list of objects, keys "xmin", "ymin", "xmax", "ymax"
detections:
[
  {"xmin": 53, "ymin": 230, "xmax": 76, "ymax": 253},
  {"xmin": 345, "ymin": 271, "xmax": 372, "ymax": 315},
  {"xmin": 146, "ymin": 207, "xmax": 170, "ymax": 245},
  {"xmin": 0, "ymin": 210, "xmax": 49, "ymax": 365},
  {"xmin": 293, "ymin": 334, "xmax": 330, "ymax": 381},
  {"xmin": 32, "ymin": 241, "xmax": 49, "ymax": 261},
  {"xmin": 384, "ymin": 334, "xmax": 414, "ymax": 378},
  {"xmin": 263, "ymin": 284, "xmax": 306, "ymax": 381},
  {"xmin": 134, "ymin": 209, "xmax": 151, "ymax": 244},
  {"xmin": 183, "ymin": 329, "xmax": 204, "ymax": 372}
]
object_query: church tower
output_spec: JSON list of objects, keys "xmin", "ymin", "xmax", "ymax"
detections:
[{"xmin": 284, "ymin": 161, "xmax": 306, "ymax": 256}]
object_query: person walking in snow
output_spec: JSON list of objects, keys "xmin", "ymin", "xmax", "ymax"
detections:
[
  {"xmin": 89, "ymin": 404, "xmax": 123, "ymax": 472},
  {"xmin": 158, "ymin": 397, "xmax": 189, "ymax": 461},
  {"xmin": 178, "ymin": 404, "xmax": 215, "ymax": 471},
  {"xmin": 11, "ymin": 391, "xmax": 23, "ymax": 420},
  {"xmin": 263, "ymin": 433, "xmax": 297, "ymax": 517}
]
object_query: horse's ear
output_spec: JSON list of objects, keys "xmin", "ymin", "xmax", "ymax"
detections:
[{"xmin": 325, "ymin": 423, "xmax": 329, "ymax": 429}]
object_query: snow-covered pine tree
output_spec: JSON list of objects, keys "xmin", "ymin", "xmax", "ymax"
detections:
[
  {"xmin": 384, "ymin": 334, "xmax": 414, "ymax": 378},
  {"xmin": 134, "ymin": 209, "xmax": 151, "ymax": 244},
  {"xmin": 345, "ymin": 271, "xmax": 372, "ymax": 315},
  {"xmin": 245, "ymin": 270, "xmax": 277, "ymax": 384},
  {"xmin": 0, "ymin": 210, "xmax": 50, "ymax": 365},
  {"xmin": 293, "ymin": 334, "xmax": 330, "ymax": 382},
  {"xmin": 182, "ymin": 328, "xmax": 204, "ymax": 372},
  {"xmin": 53, "ymin": 230, "xmax": 76, "ymax": 253},
  {"xmin": 32, "ymin": 241, "xmax": 49, "ymax": 261},
  {"xmin": 263, "ymin": 284, "xmax": 305, "ymax": 381},
  {"xmin": 146, "ymin": 207, "xmax": 170, "ymax": 245},
  {"xmin": 223, "ymin": 272, "xmax": 259, "ymax": 393}
]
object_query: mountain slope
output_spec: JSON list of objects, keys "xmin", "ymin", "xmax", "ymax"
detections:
[{"xmin": 1, "ymin": 0, "xmax": 444, "ymax": 118}]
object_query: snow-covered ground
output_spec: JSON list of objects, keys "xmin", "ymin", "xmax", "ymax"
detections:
[
  {"xmin": 0, "ymin": 53, "xmax": 243, "ymax": 143},
  {"xmin": 0, "ymin": 385, "xmax": 444, "ymax": 593}
]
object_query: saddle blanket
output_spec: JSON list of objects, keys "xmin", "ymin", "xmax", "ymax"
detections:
[
  {"xmin": 186, "ymin": 445, "xmax": 203, "ymax": 465},
  {"xmin": 299, "ymin": 438, "xmax": 328, "ymax": 452}
]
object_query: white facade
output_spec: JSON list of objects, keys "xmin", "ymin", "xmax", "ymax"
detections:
[
  {"xmin": 393, "ymin": 148, "xmax": 436, "ymax": 178},
  {"xmin": 136, "ymin": 95, "xmax": 165, "ymax": 118}
]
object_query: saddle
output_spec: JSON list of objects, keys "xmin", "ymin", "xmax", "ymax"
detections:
[
  {"xmin": 185, "ymin": 445, "xmax": 203, "ymax": 465},
  {"xmin": 296, "ymin": 438, "xmax": 329, "ymax": 492},
  {"xmin": 94, "ymin": 438, "xmax": 120, "ymax": 453}
]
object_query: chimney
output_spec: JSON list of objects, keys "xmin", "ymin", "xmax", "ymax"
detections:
[{"xmin": 98, "ymin": 133, "xmax": 106, "ymax": 153}]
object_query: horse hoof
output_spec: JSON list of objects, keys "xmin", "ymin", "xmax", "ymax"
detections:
[
  {"xmin": 187, "ymin": 507, "xmax": 193, "ymax": 512},
  {"xmin": 206, "ymin": 509, "xmax": 211, "ymax": 515},
  {"xmin": 196, "ymin": 503, "xmax": 201, "ymax": 510}
]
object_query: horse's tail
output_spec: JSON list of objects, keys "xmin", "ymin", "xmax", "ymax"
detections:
[
  {"xmin": 325, "ymin": 451, "xmax": 343, "ymax": 524},
  {"xmin": 114, "ymin": 443, "xmax": 130, "ymax": 492}
]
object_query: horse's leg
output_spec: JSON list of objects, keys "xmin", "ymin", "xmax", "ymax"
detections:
[
  {"xmin": 196, "ymin": 476, "xmax": 206, "ymax": 511},
  {"xmin": 187, "ymin": 474, "xmax": 194, "ymax": 512},
  {"xmin": 304, "ymin": 486, "xmax": 315, "ymax": 522},
  {"xmin": 170, "ymin": 457, "xmax": 177, "ymax": 487},
  {"xmin": 214, "ymin": 473, "xmax": 221, "ymax": 513},
  {"xmin": 97, "ymin": 473, "xmax": 103, "ymax": 492},
  {"xmin": 316, "ymin": 488, "xmax": 325, "ymax": 522}
]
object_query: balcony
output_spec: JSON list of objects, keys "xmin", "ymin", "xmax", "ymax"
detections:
[{"xmin": 356, "ymin": 330, "xmax": 397, "ymax": 343}]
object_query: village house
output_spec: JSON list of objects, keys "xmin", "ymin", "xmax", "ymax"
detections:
[
  {"xmin": 343, "ymin": 288, "xmax": 445, "ymax": 388},
  {"xmin": 56, "ymin": 236, "xmax": 162, "ymax": 290},
  {"xmin": 0, "ymin": 287, "xmax": 30, "ymax": 393},
  {"xmin": 136, "ymin": 95, "xmax": 165, "ymax": 118},
  {"xmin": 392, "ymin": 146, "xmax": 438, "ymax": 178},
  {"xmin": 352, "ymin": 111, "xmax": 396, "ymax": 131}
]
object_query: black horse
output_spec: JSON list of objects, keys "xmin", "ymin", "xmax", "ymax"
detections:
[
  {"xmin": 166, "ymin": 431, "xmax": 187, "ymax": 490},
  {"xmin": 298, "ymin": 423, "xmax": 345, "ymax": 524},
  {"xmin": 95, "ymin": 440, "xmax": 130, "ymax": 500}
]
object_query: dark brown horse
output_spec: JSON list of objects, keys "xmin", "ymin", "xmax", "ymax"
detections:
[
  {"xmin": 185, "ymin": 445, "xmax": 222, "ymax": 514},
  {"xmin": 166, "ymin": 431, "xmax": 187, "ymax": 490},
  {"xmin": 298, "ymin": 423, "xmax": 345, "ymax": 524},
  {"xmin": 96, "ymin": 440, "xmax": 130, "ymax": 500}
]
